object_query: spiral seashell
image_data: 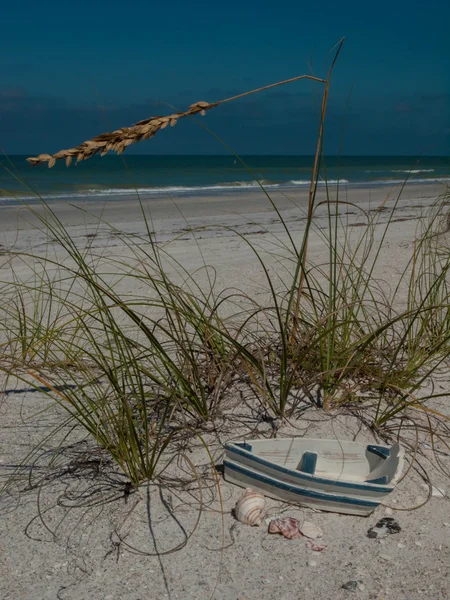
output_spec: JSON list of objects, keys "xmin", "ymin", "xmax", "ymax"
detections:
[{"xmin": 233, "ymin": 488, "xmax": 266, "ymax": 526}]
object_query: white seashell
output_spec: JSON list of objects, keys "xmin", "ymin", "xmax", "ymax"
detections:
[
  {"xmin": 233, "ymin": 488, "xmax": 266, "ymax": 526},
  {"xmin": 299, "ymin": 521, "xmax": 323, "ymax": 539}
]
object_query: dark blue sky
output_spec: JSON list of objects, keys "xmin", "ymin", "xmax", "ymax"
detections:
[{"xmin": 1, "ymin": 0, "xmax": 449, "ymax": 155}]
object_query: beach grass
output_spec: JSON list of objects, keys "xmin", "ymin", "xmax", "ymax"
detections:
[
  {"xmin": 1, "ymin": 43, "xmax": 450, "ymax": 489},
  {"xmin": 2, "ymin": 182, "xmax": 449, "ymax": 489}
]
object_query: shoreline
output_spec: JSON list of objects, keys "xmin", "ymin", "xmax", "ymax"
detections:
[
  {"xmin": 0, "ymin": 181, "xmax": 446, "ymax": 234},
  {"xmin": 1, "ymin": 177, "xmax": 449, "ymax": 204},
  {"xmin": 1, "ymin": 178, "xmax": 448, "ymax": 204}
]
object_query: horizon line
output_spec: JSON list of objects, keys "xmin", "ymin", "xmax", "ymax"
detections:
[{"xmin": 6, "ymin": 153, "xmax": 449, "ymax": 158}]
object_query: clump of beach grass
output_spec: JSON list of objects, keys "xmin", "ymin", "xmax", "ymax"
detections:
[
  {"xmin": 260, "ymin": 189, "xmax": 450, "ymax": 423},
  {"xmin": 2, "ymin": 38, "xmax": 450, "ymax": 491}
]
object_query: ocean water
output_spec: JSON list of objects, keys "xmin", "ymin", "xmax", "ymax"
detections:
[{"xmin": 1, "ymin": 155, "xmax": 449, "ymax": 203}]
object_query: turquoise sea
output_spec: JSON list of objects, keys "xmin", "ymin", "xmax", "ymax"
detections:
[{"xmin": 1, "ymin": 155, "xmax": 449, "ymax": 204}]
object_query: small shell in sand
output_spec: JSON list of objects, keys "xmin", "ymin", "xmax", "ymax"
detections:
[
  {"xmin": 299, "ymin": 521, "xmax": 323, "ymax": 540},
  {"xmin": 268, "ymin": 516, "xmax": 303, "ymax": 539},
  {"xmin": 233, "ymin": 488, "xmax": 266, "ymax": 526}
]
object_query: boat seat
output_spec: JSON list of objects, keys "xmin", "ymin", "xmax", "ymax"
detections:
[
  {"xmin": 364, "ymin": 443, "xmax": 403, "ymax": 485},
  {"xmin": 297, "ymin": 452, "xmax": 317, "ymax": 475}
]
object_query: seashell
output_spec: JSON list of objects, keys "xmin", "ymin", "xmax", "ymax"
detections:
[
  {"xmin": 268, "ymin": 516, "xmax": 303, "ymax": 539},
  {"xmin": 299, "ymin": 521, "xmax": 323, "ymax": 540},
  {"xmin": 233, "ymin": 488, "xmax": 266, "ymax": 526}
]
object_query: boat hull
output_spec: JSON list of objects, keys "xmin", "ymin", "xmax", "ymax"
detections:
[
  {"xmin": 223, "ymin": 438, "xmax": 403, "ymax": 516},
  {"xmin": 224, "ymin": 458, "xmax": 381, "ymax": 516}
]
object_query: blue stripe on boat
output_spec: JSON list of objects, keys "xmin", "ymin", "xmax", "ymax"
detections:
[
  {"xmin": 224, "ymin": 460, "xmax": 380, "ymax": 508},
  {"xmin": 366, "ymin": 476, "xmax": 389, "ymax": 485},
  {"xmin": 225, "ymin": 443, "xmax": 393, "ymax": 493}
]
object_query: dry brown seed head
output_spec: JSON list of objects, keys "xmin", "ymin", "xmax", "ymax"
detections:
[{"xmin": 26, "ymin": 72, "xmax": 328, "ymax": 166}]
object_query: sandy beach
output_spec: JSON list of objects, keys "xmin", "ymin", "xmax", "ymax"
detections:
[
  {"xmin": 1, "ymin": 181, "xmax": 449, "ymax": 600},
  {"xmin": 0, "ymin": 182, "xmax": 445, "ymax": 287}
]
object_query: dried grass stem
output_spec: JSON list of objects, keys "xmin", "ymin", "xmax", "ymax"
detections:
[{"xmin": 27, "ymin": 74, "xmax": 326, "ymax": 168}]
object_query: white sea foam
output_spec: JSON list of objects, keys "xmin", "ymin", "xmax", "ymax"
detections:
[
  {"xmin": 365, "ymin": 169, "xmax": 435, "ymax": 174},
  {"xmin": 289, "ymin": 179, "xmax": 349, "ymax": 185},
  {"xmin": 3, "ymin": 176, "xmax": 448, "ymax": 202},
  {"xmin": 390, "ymin": 169, "xmax": 435, "ymax": 173},
  {"xmin": 2, "ymin": 181, "xmax": 280, "ymax": 200},
  {"xmin": 359, "ymin": 177, "xmax": 450, "ymax": 185}
]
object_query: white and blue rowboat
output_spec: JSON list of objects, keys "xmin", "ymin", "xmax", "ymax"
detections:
[{"xmin": 224, "ymin": 438, "xmax": 405, "ymax": 516}]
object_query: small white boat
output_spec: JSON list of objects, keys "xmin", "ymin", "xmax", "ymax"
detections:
[{"xmin": 224, "ymin": 437, "xmax": 405, "ymax": 516}]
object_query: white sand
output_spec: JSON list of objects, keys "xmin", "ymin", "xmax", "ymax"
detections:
[{"xmin": 0, "ymin": 182, "xmax": 449, "ymax": 599}]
